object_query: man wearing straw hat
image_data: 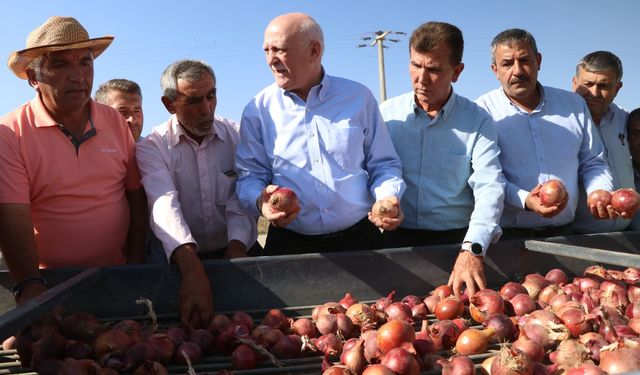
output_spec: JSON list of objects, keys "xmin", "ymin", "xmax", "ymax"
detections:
[{"xmin": 0, "ymin": 17, "xmax": 148, "ymax": 308}]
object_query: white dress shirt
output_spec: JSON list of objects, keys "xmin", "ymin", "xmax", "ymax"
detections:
[
  {"xmin": 136, "ymin": 115, "xmax": 257, "ymax": 260},
  {"xmin": 476, "ymin": 84, "xmax": 613, "ymax": 229},
  {"xmin": 573, "ymin": 104, "xmax": 633, "ymax": 233}
]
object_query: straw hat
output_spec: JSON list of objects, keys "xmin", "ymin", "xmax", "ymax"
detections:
[{"xmin": 7, "ymin": 16, "xmax": 114, "ymax": 79}]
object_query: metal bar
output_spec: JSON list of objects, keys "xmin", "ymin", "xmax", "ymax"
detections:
[
  {"xmin": 524, "ymin": 240, "xmax": 640, "ymax": 268},
  {"xmin": 0, "ymin": 268, "xmax": 102, "ymax": 340}
]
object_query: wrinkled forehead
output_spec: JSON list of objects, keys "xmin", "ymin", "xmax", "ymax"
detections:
[{"xmin": 44, "ymin": 48, "xmax": 94, "ymax": 61}]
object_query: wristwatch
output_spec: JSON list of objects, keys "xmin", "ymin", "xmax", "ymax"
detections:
[{"xmin": 461, "ymin": 242, "xmax": 484, "ymax": 257}]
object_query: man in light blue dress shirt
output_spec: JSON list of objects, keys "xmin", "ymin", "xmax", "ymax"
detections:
[
  {"xmin": 629, "ymin": 109, "xmax": 640, "ymax": 230},
  {"xmin": 380, "ymin": 22, "xmax": 505, "ymax": 297},
  {"xmin": 236, "ymin": 13, "xmax": 406, "ymax": 255},
  {"xmin": 571, "ymin": 51, "xmax": 637, "ymax": 233},
  {"xmin": 476, "ymin": 29, "xmax": 615, "ymax": 238}
]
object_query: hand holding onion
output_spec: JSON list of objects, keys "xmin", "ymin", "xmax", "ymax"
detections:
[
  {"xmin": 610, "ymin": 188, "xmax": 640, "ymax": 219},
  {"xmin": 525, "ymin": 181, "xmax": 568, "ymax": 218},
  {"xmin": 258, "ymin": 185, "xmax": 300, "ymax": 227},
  {"xmin": 368, "ymin": 196, "xmax": 403, "ymax": 230}
]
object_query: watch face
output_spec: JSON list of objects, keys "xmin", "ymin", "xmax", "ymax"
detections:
[{"xmin": 471, "ymin": 243, "xmax": 483, "ymax": 255}]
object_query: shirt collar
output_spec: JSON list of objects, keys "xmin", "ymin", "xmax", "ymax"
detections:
[
  {"xmin": 31, "ymin": 94, "xmax": 97, "ymax": 129},
  {"xmin": 501, "ymin": 82, "xmax": 546, "ymax": 113},
  {"xmin": 168, "ymin": 114, "xmax": 223, "ymax": 147},
  {"xmin": 412, "ymin": 87, "xmax": 457, "ymax": 123},
  {"xmin": 282, "ymin": 67, "xmax": 328, "ymax": 103}
]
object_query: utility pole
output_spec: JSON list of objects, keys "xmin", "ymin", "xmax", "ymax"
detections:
[{"xmin": 357, "ymin": 31, "xmax": 405, "ymax": 102}]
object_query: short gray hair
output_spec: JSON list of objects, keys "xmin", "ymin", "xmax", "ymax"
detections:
[
  {"xmin": 490, "ymin": 28, "xmax": 539, "ymax": 65},
  {"xmin": 161, "ymin": 59, "xmax": 216, "ymax": 100},
  {"xmin": 95, "ymin": 79, "xmax": 142, "ymax": 105},
  {"xmin": 576, "ymin": 50, "xmax": 623, "ymax": 81}
]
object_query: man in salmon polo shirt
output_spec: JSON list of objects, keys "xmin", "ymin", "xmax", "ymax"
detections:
[{"xmin": 0, "ymin": 17, "xmax": 147, "ymax": 305}]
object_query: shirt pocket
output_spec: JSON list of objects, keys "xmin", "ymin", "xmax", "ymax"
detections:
[
  {"xmin": 215, "ymin": 172, "xmax": 237, "ymax": 206},
  {"xmin": 325, "ymin": 124, "xmax": 365, "ymax": 170},
  {"xmin": 434, "ymin": 154, "xmax": 472, "ymax": 188}
]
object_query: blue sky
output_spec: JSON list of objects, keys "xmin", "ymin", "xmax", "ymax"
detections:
[{"xmin": 1, "ymin": 1, "xmax": 639, "ymax": 137}]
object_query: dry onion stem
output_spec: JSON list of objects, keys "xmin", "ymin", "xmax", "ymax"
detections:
[{"xmin": 136, "ymin": 297, "xmax": 158, "ymax": 332}]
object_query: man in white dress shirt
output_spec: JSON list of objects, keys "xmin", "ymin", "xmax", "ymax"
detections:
[
  {"xmin": 136, "ymin": 59, "xmax": 259, "ymax": 327},
  {"xmin": 571, "ymin": 51, "xmax": 636, "ymax": 233},
  {"xmin": 476, "ymin": 29, "xmax": 615, "ymax": 239}
]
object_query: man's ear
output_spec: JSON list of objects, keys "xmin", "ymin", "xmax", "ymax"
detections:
[
  {"xmin": 26, "ymin": 69, "xmax": 39, "ymax": 89},
  {"xmin": 310, "ymin": 40, "xmax": 322, "ymax": 61},
  {"xmin": 161, "ymin": 96, "xmax": 175, "ymax": 114}
]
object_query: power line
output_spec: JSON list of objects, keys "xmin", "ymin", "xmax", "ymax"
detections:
[{"xmin": 357, "ymin": 31, "xmax": 406, "ymax": 102}]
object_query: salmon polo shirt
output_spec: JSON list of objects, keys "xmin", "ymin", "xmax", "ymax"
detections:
[{"xmin": 0, "ymin": 95, "xmax": 141, "ymax": 268}]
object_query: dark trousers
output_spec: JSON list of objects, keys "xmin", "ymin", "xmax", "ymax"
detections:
[
  {"xmin": 264, "ymin": 217, "xmax": 382, "ymax": 255},
  {"xmin": 500, "ymin": 225, "xmax": 574, "ymax": 240},
  {"xmin": 198, "ymin": 241, "xmax": 264, "ymax": 259},
  {"xmin": 383, "ymin": 227, "xmax": 468, "ymax": 248}
]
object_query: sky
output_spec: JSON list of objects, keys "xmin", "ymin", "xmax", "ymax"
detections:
[{"xmin": 1, "ymin": 1, "xmax": 639, "ymax": 138}]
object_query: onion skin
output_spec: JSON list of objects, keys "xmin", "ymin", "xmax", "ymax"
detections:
[
  {"xmin": 380, "ymin": 347, "xmax": 420, "ymax": 375},
  {"xmin": 437, "ymin": 355, "xmax": 475, "ymax": 375},
  {"xmin": 339, "ymin": 293, "xmax": 358, "ymax": 310},
  {"xmin": 510, "ymin": 293, "xmax": 537, "ymax": 317},
  {"xmin": 484, "ymin": 313, "xmax": 517, "ymax": 343},
  {"xmin": 491, "ymin": 345, "xmax": 533, "ymax": 375},
  {"xmin": 540, "ymin": 179, "xmax": 568, "ymax": 207},
  {"xmin": 500, "ymin": 282, "xmax": 529, "ymax": 300},
  {"xmin": 599, "ymin": 347, "xmax": 640, "ymax": 374},
  {"xmin": 470, "ymin": 289, "xmax": 505, "ymax": 323},
  {"xmin": 564, "ymin": 363, "xmax": 605, "ymax": 375},
  {"xmin": 377, "ymin": 320, "xmax": 415, "ymax": 354},
  {"xmin": 429, "ymin": 320, "xmax": 460, "ymax": 350},
  {"xmin": 340, "ymin": 339, "xmax": 366, "ymax": 375},
  {"xmin": 435, "ymin": 297, "xmax": 465, "ymax": 321},
  {"xmin": 362, "ymin": 364, "xmax": 395, "ymax": 375},
  {"xmin": 511, "ymin": 334, "xmax": 545, "ymax": 362},
  {"xmin": 454, "ymin": 327, "xmax": 494, "ymax": 356},
  {"xmin": 545, "ymin": 268, "xmax": 569, "ymax": 286},
  {"xmin": 522, "ymin": 273, "xmax": 550, "ymax": 300},
  {"xmin": 385, "ymin": 302, "xmax": 414, "ymax": 324}
]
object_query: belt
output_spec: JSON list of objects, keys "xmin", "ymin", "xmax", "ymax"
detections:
[
  {"xmin": 502, "ymin": 225, "xmax": 573, "ymax": 239},
  {"xmin": 285, "ymin": 217, "xmax": 371, "ymax": 241}
]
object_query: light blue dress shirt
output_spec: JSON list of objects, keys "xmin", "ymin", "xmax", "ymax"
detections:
[
  {"xmin": 573, "ymin": 104, "xmax": 633, "ymax": 233},
  {"xmin": 476, "ymin": 84, "xmax": 613, "ymax": 229},
  {"xmin": 380, "ymin": 91, "xmax": 505, "ymax": 251},
  {"xmin": 236, "ymin": 73, "xmax": 405, "ymax": 235}
]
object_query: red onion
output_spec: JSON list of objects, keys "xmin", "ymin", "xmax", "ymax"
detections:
[
  {"xmin": 339, "ymin": 293, "xmax": 358, "ymax": 310},
  {"xmin": 435, "ymin": 296, "xmax": 465, "ymax": 321},
  {"xmin": 584, "ymin": 265, "xmax": 607, "ymax": 280},
  {"xmin": 112, "ymin": 319, "xmax": 144, "ymax": 344},
  {"xmin": 565, "ymin": 363, "xmax": 605, "ymax": 375},
  {"xmin": 291, "ymin": 317, "xmax": 317, "ymax": 338},
  {"xmin": 411, "ymin": 303, "xmax": 428, "ymax": 320},
  {"xmin": 272, "ymin": 334, "xmax": 302, "ymax": 359},
  {"xmin": 166, "ymin": 326, "xmax": 187, "ymax": 346},
  {"xmin": 132, "ymin": 360, "xmax": 168, "ymax": 375},
  {"xmin": 432, "ymin": 285, "xmax": 454, "ymax": 299},
  {"xmin": 208, "ymin": 313, "xmax": 232, "ymax": 335},
  {"xmin": 549, "ymin": 339, "xmax": 591, "ymax": 370},
  {"xmin": 578, "ymin": 332, "xmax": 608, "ymax": 362},
  {"xmin": 484, "ymin": 313, "xmax": 517, "ymax": 343},
  {"xmin": 362, "ymin": 364, "xmax": 395, "ymax": 375},
  {"xmin": 145, "ymin": 333, "xmax": 175, "ymax": 366},
  {"xmin": 558, "ymin": 307, "xmax": 594, "ymax": 338},
  {"xmin": 549, "ymin": 293, "xmax": 572, "ymax": 310},
  {"xmin": 629, "ymin": 318, "xmax": 640, "ymax": 335},
  {"xmin": 599, "ymin": 280, "xmax": 629, "ymax": 310},
  {"xmin": 573, "ymin": 277, "xmax": 601, "ymax": 294},
  {"xmin": 437, "ymin": 355, "xmax": 474, "ymax": 375},
  {"xmin": 624, "ymin": 267, "xmax": 640, "ymax": 284},
  {"xmin": 423, "ymin": 294, "xmax": 441, "ymax": 314},
  {"xmin": 340, "ymin": 338, "xmax": 366, "ymax": 374},
  {"xmin": 94, "ymin": 330, "xmax": 133, "ymax": 359},
  {"xmin": 545, "ymin": 268, "xmax": 569, "ymax": 286},
  {"xmin": 60, "ymin": 313, "xmax": 101, "ymax": 344},
  {"xmin": 491, "ymin": 345, "xmax": 533, "ymax": 375},
  {"xmin": 510, "ymin": 293, "xmax": 537, "ymax": 316},
  {"xmin": 599, "ymin": 347, "xmax": 640, "ymax": 374},
  {"xmin": 522, "ymin": 273, "xmax": 550, "ymax": 300},
  {"xmin": 313, "ymin": 302, "xmax": 346, "ymax": 321},
  {"xmin": 173, "ymin": 341, "xmax": 202, "ymax": 365},
  {"xmin": 470, "ymin": 289, "xmax": 505, "ymax": 323},
  {"xmin": 189, "ymin": 328, "xmax": 215, "ymax": 355},
  {"xmin": 380, "ymin": 347, "xmax": 420, "ymax": 375},
  {"xmin": 123, "ymin": 342, "xmax": 157, "ymax": 372},
  {"xmin": 231, "ymin": 344, "xmax": 257, "ymax": 370},
  {"xmin": 401, "ymin": 295, "xmax": 422, "ymax": 308},
  {"xmin": 232, "ymin": 311, "xmax": 254, "ymax": 331},
  {"xmin": 376, "ymin": 319, "xmax": 415, "ymax": 354},
  {"xmin": 375, "ymin": 291, "xmax": 396, "ymax": 311},
  {"xmin": 429, "ymin": 320, "xmax": 460, "ymax": 350},
  {"xmin": 538, "ymin": 284, "xmax": 562, "ymax": 304},
  {"xmin": 65, "ymin": 339, "xmax": 93, "ymax": 360},
  {"xmin": 345, "ymin": 303, "xmax": 376, "ymax": 329},
  {"xmin": 512, "ymin": 334, "xmax": 545, "ymax": 362},
  {"xmin": 315, "ymin": 333, "xmax": 344, "ymax": 356},
  {"xmin": 500, "ymin": 282, "xmax": 529, "ymax": 300},
  {"xmin": 316, "ymin": 312, "xmax": 354, "ymax": 337},
  {"xmin": 629, "ymin": 285, "xmax": 640, "ymax": 303},
  {"xmin": 414, "ymin": 320, "xmax": 436, "ymax": 356},
  {"xmin": 261, "ymin": 309, "xmax": 289, "ymax": 331},
  {"xmin": 252, "ymin": 325, "xmax": 283, "ymax": 348},
  {"xmin": 451, "ymin": 318, "xmax": 470, "ymax": 333},
  {"xmin": 385, "ymin": 302, "xmax": 414, "ymax": 324}
]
